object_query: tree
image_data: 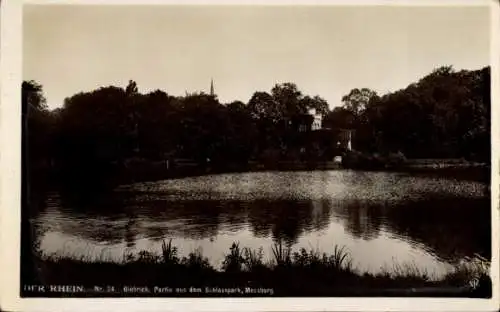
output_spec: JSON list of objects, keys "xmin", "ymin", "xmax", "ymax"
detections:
[
  {"xmin": 249, "ymin": 83, "xmax": 330, "ymax": 123},
  {"xmin": 300, "ymin": 95, "xmax": 329, "ymax": 116},
  {"xmin": 125, "ymin": 80, "xmax": 140, "ymax": 154},
  {"xmin": 341, "ymin": 88, "xmax": 378, "ymax": 116},
  {"xmin": 175, "ymin": 93, "xmax": 228, "ymax": 163},
  {"xmin": 323, "ymin": 107, "xmax": 356, "ymax": 130},
  {"xmin": 248, "ymin": 91, "xmax": 281, "ymax": 122},
  {"xmin": 23, "ymin": 65, "xmax": 490, "ymax": 191},
  {"xmin": 125, "ymin": 79, "xmax": 138, "ymax": 96},
  {"xmin": 22, "ymin": 80, "xmax": 48, "ymax": 116},
  {"xmin": 227, "ymin": 100, "xmax": 246, "ymax": 109},
  {"xmin": 137, "ymin": 90, "xmax": 177, "ymax": 159},
  {"xmin": 22, "ymin": 80, "xmax": 49, "ymax": 287},
  {"xmin": 347, "ymin": 66, "xmax": 490, "ymax": 160},
  {"xmin": 270, "ymin": 82, "xmax": 304, "ymax": 118},
  {"xmin": 224, "ymin": 101, "xmax": 258, "ymax": 163},
  {"xmin": 58, "ymin": 86, "xmax": 130, "ymax": 168},
  {"xmin": 22, "ymin": 80, "xmax": 53, "ymax": 171}
]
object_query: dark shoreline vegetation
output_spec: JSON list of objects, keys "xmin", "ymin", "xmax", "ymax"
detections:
[
  {"xmin": 25, "ymin": 240, "xmax": 492, "ymax": 298},
  {"xmin": 22, "ymin": 65, "xmax": 491, "ymax": 297},
  {"xmin": 23, "ymin": 65, "xmax": 490, "ymax": 191}
]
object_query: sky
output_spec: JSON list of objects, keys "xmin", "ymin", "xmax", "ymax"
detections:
[{"xmin": 23, "ymin": 5, "xmax": 491, "ymax": 110}]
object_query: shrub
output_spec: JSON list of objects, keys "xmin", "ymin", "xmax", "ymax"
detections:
[
  {"xmin": 136, "ymin": 250, "xmax": 160, "ymax": 264},
  {"xmin": 222, "ymin": 242, "xmax": 245, "ymax": 273},
  {"xmin": 443, "ymin": 257, "xmax": 490, "ymax": 286},
  {"xmin": 386, "ymin": 151, "xmax": 407, "ymax": 167},
  {"xmin": 342, "ymin": 150, "xmax": 384, "ymax": 169},
  {"xmin": 180, "ymin": 247, "xmax": 211, "ymax": 270}
]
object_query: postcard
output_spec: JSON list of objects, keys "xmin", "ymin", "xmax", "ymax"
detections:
[{"xmin": 1, "ymin": 0, "xmax": 498, "ymax": 311}]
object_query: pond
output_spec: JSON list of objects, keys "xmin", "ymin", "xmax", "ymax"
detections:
[{"xmin": 31, "ymin": 170, "xmax": 490, "ymax": 278}]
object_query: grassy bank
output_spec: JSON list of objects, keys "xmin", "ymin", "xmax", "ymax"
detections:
[
  {"xmin": 24, "ymin": 241, "xmax": 492, "ymax": 297},
  {"xmin": 341, "ymin": 151, "xmax": 489, "ymax": 181},
  {"xmin": 342, "ymin": 151, "xmax": 487, "ymax": 169}
]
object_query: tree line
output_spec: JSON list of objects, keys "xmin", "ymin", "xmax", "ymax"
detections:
[
  {"xmin": 22, "ymin": 65, "xmax": 490, "ymax": 184},
  {"xmin": 349, "ymin": 66, "xmax": 490, "ymax": 160}
]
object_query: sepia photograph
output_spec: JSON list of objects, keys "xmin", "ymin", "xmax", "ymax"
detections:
[{"xmin": 1, "ymin": 0, "xmax": 499, "ymax": 311}]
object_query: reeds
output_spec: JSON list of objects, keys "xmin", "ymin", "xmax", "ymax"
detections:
[
  {"xmin": 442, "ymin": 255, "xmax": 490, "ymax": 286},
  {"xmin": 179, "ymin": 247, "xmax": 211, "ymax": 270},
  {"xmin": 242, "ymin": 246, "xmax": 265, "ymax": 272},
  {"xmin": 222, "ymin": 242, "xmax": 245, "ymax": 272},
  {"xmin": 290, "ymin": 245, "xmax": 353, "ymax": 272},
  {"xmin": 271, "ymin": 240, "xmax": 292, "ymax": 267},
  {"xmin": 378, "ymin": 259, "xmax": 433, "ymax": 282},
  {"xmin": 330, "ymin": 245, "xmax": 353, "ymax": 271},
  {"xmin": 35, "ymin": 240, "xmax": 491, "ymax": 294},
  {"xmin": 161, "ymin": 239, "xmax": 179, "ymax": 264}
]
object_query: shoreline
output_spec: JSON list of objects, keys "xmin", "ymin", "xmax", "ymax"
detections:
[
  {"xmin": 38, "ymin": 158, "xmax": 490, "ymax": 191},
  {"xmin": 23, "ymin": 241, "xmax": 492, "ymax": 298}
]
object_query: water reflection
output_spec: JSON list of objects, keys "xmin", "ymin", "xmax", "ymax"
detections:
[
  {"xmin": 338, "ymin": 200, "xmax": 384, "ymax": 241},
  {"xmin": 31, "ymin": 170, "xmax": 490, "ymax": 274}
]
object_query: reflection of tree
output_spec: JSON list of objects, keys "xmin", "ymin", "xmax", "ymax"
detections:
[
  {"xmin": 331, "ymin": 195, "xmax": 491, "ymax": 262},
  {"xmin": 24, "ymin": 186, "xmax": 50, "ymax": 284},
  {"xmin": 48, "ymin": 216, "xmax": 127, "ymax": 245},
  {"xmin": 51, "ymin": 189, "xmax": 337, "ymax": 247},
  {"xmin": 271, "ymin": 209, "xmax": 303, "ymax": 246},
  {"xmin": 346, "ymin": 201, "xmax": 383, "ymax": 240},
  {"xmin": 332, "ymin": 199, "xmax": 383, "ymax": 241},
  {"xmin": 40, "ymin": 186, "xmax": 491, "ymax": 265},
  {"xmin": 247, "ymin": 200, "xmax": 320, "ymax": 246},
  {"xmin": 247, "ymin": 203, "xmax": 272, "ymax": 238},
  {"xmin": 381, "ymin": 196, "xmax": 491, "ymax": 262},
  {"xmin": 58, "ymin": 188, "xmax": 129, "ymax": 217},
  {"xmin": 124, "ymin": 214, "xmax": 137, "ymax": 248},
  {"xmin": 217, "ymin": 201, "xmax": 248, "ymax": 232},
  {"xmin": 310, "ymin": 199, "xmax": 332, "ymax": 232},
  {"xmin": 52, "ymin": 190, "xmax": 132, "ymax": 244},
  {"xmin": 144, "ymin": 200, "xmax": 222, "ymax": 240}
]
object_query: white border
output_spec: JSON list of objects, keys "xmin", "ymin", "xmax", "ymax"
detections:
[
  {"xmin": 1, "ymin": 0, "xmax": 499, "ymax": 311},
  {"xmin": 17, "ymin": 0, "xmax": 498, "ymax": 6}
]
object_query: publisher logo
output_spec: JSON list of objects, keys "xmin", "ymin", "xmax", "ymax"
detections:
[{"xmin": 469, "ymin": 278, "xmax": 479, "ymax": 289}]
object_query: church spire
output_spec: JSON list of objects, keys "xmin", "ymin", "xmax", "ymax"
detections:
[{"xmin": 210, "ymin": 78, "xmax": 214, "ymax": 97}]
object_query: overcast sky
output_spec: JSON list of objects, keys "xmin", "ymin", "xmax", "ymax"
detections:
[{"xmin": 23, "ymin": 5, "xmax": 491, "ymax": 109}]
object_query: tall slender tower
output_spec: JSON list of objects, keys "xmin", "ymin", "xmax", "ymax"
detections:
[{"xmin": 210, "ymin": 78, "xmax": 215, "ymax": 97}]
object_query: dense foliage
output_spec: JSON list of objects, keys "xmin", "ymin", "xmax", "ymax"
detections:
[
  {"xmin": 22, "ymin": 65, "xmax": 490, "ymax": 184},
  {"xmin": 352, "ymin": 66, "xmax": 490, "ymax": 160}
]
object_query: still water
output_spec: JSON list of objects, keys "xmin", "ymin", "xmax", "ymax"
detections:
[{"xmin": 32, "ymin": 170, "xmax": 490, "ymax": 278}]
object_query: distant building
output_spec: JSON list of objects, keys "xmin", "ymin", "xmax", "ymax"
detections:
[
  {"xmin": 308, "ymin": 108, "xmax": 322, "ymax": 131},
  {"xmin": 338, "ymin": 129, "xmax": 354, "ymax": 151},
  {"xmin": 293, "ymin": 108, "xmax": 322, "ymax": 132},
  {"xmin": 291, "ymin": 114, "xmax": 314, "ymax": 132}
]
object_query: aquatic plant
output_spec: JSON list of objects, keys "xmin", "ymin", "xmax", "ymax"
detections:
[
  {"xmin": 222, "ymin": 242, "xmax": 245, "ymax": 273},
  {"xmin": 243, "ymin": 246, "xmax": 265, "ymax": 272},
  {"xmin": 378, "ymin": 260, "xmax": 432, "ymax": 282},
  {"xmin": 161, "ymin": 239, "xmax": 179, "ymax": 265},
  {"xmin": 330, "ymin": 245, "xmax": 353, "ymax": 271},
  {"xmin": 30, "ymin": 240, "xmax": 492, "ymax": 298},
  {"xmin": 271, "ymin": 240, "xmax": 292, "ymax": 267},
  {"xmin": 443, "ymin": 256, "xmax": 491, "ymax": 286},
  {"xmin": 179, "ymin": 247, "xmax": 211, "ymax": 270}
]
